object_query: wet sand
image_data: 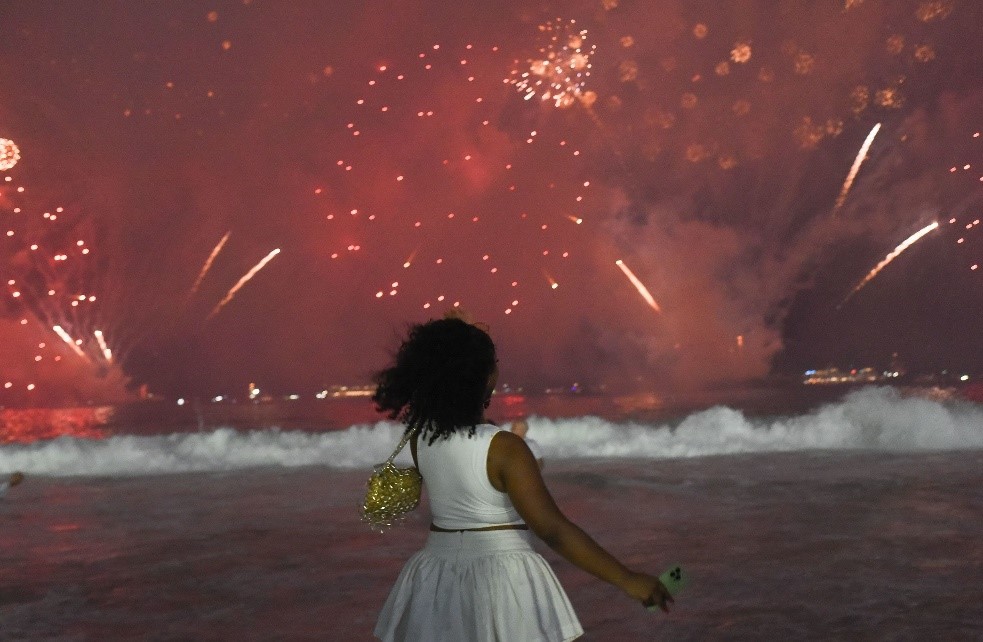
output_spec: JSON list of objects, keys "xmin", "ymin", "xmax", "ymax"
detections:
[{"xmin": 2, "ymin": 451, "xmax": 981, "ymax": 640}]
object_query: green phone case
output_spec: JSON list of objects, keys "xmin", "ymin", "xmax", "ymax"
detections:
[{"xmin": 647, "ymin": 564, "xmax": 687, "ymax": 612}]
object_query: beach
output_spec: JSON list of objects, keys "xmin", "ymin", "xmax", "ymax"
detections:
[{"xmin": 2, "ymin": 387, "xmax": 982, "ymax": 640}]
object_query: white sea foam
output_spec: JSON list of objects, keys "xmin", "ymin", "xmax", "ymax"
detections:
[
  {"xmin": 537, "ymin": 387, "xmax": 983, "ymax": 459},
  {"xmin": 1, "ymin": 387, "xmax": 980, "ymax": 477}
]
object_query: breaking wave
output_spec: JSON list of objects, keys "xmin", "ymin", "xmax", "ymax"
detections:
[{"xmin": 1, "ymin": 387, "xmax": 980, "ymax": 477}]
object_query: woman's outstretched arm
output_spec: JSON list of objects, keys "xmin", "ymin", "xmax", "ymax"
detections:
[{"xmin": 487, "ymin": 431, "xmax": 672, "ymax": 612}]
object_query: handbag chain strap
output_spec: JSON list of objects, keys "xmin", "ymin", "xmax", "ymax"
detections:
[{"xmin": 385, "ymin": 425, "xmax": 420, "ymax": 465}]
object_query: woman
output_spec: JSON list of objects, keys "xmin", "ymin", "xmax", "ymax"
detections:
[{"xmin": 373, "ymin": 317, "xmax": 671, "ymax": 641}]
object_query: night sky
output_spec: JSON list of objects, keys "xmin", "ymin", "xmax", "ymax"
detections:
[{"xmin": 1, "ymin": 0, "xmax": 981, "ymax": 403}]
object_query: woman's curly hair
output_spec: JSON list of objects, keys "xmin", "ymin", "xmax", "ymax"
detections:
[{"xmin": 373, "ymin": 318, "xmax": 497, "ymax": 444}]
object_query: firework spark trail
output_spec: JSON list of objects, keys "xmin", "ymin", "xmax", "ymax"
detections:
[
  {"xmin": 207, "ymin": 248, "xmax": 281, "ymax": 320},
  {"xmin": 93, "ymin": 329, "xmax": 112, "ymax": 363},
  {"xmin": 543, "ymin": 270, "xmax": 559, "ymax": 290},
  {"xmin": 52, "ymin": 324, "xmax": 88, "ymax": 359},
  {"xmin": 833, "ymin": 123, "xmax": 881, "ymax": 214},
  {"xmin": 190, "ymin": 231, "xmax": 231, "ymax": 294},
  {"xmin": 615, "ymin": 259, "xmax": 661, "ymax": 313},
  {"xmin": 838, "ymin": 221, "xmax": 939, "ymax": 307}
]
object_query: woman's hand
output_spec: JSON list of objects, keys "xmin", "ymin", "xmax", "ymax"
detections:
[
  {"xmin": 509, "ymin": 418, "xmax": 529, "ymax": 439},
  {"xmin": 620, "ymin": 571, "xmax": 673, "ymax": 613}
]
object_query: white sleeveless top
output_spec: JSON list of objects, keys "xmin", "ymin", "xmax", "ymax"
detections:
[{"xmin": 416, "ymin": 424, "xmax": 524, "ymax": 530}]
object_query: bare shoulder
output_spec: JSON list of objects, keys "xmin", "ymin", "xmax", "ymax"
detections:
[
  {"xmin": 487, "ymin": 429, "xmax": 537, "ymax": 491},
  {"xmin": 489, "ymin": 428, "xmax": 567, "ymax": 539},
  {"xmin": 489, "ymin": 429, "xmax": 538, "ymax": 465},
  {"xmin": 490, "ymin": 428, "xmax": 528, "ymax": 452}
]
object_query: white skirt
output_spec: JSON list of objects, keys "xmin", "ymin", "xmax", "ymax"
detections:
[{"xmin": 374, "ymin": 529, "xmax": 583, "ymax": 642}]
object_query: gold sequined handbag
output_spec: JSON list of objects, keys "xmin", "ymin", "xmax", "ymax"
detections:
[{"xmin": 360, "ymin": 427, "xmax": 422, "ymax": 530}]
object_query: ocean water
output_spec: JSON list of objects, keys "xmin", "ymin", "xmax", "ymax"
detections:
[{"xmin": 1, "ymin": 386, "xmax": 981, "ymax": 640}]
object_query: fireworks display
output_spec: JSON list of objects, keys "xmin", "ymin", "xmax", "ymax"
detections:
[
  {"xmin": 0, "ymin": 1, "xmax": 981, "ymax": 401},
  {"xmin": 207, "ymin": 248, "xmax": 281, "ymax": 321},
  {"xmin": 94, "ymin": 329, "xmax": 112, "ymax": 363},
  {"xmin": 508, "ymin": 19, "xmax": 596, "ymax": 109},
  {"xmin": 0, "ymin": 139, "xmax": 20, "ymax": 171},
  {"xmin": 52, "ymin": 324, "xmax": 87, "ymax": 359},
  {"xmin": 839, "ymin": 221, "xmax": 940, "ymax": 307},
  {"xmin": 615, "ymin": 260, "xmax": 661, "ymax": 313},
  {"xmin": 0, "ymin": 144, "xmax": 121, "ymax": 400},
  {"xmin": 191, "ymin": 231, "xmax": 231, "ymax": 295},
  {"xmin": 833, "ymin": 123, "xmax": 882, "ymax": 214}
]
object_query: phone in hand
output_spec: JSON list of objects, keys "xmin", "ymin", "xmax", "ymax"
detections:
[{"xmin": 647, "ymin": 564, "xmax": 687, "ymax": 612}]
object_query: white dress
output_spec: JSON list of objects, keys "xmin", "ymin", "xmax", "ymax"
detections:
[{"xmin": 374, "ymin": 425, "xmax": 583, "ymax": 641}]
